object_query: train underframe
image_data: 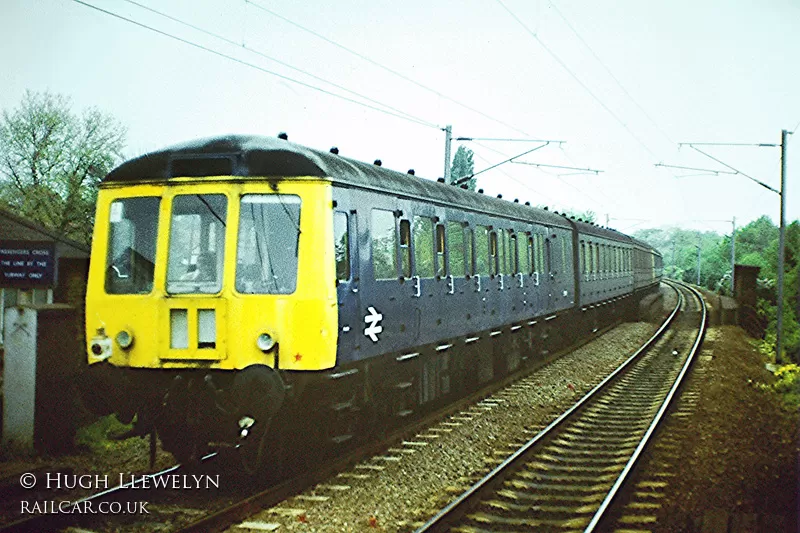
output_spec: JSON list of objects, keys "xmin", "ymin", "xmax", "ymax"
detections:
[{"xmin": 81, "ymin": 286, "xmax": 660, "ymax": 474}]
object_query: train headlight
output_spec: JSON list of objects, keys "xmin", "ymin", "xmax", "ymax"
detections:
[
  {"xmin": 115, "ymin": 329, "xmax": 134, "ymax": 349},
  {"xmin": 256, "ymin": 333, "xmax": 276, "ymax": 352},
  {"xmin": 90, "ymin": 327, "xmax": 113, "ymax": 362}
]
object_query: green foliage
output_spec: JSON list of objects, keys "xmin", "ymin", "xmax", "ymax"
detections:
[
  {"xmin": 0, "ymin": 90, "xmax": 126, "ymax": 245},
  {"xmin": 757, "ymin": 363, "xmax": 800, "ymax": 411},
  {"xmin": 561, "ymin": 209, "xmax": 596, "ymax": 223},
  {"xmin": 450, "ymin": 145, "xmax": 475, "ymax": 191},
  {"xmin": 632, "ymin": 226, "xmax": 736, "ymax": 293},
  {"xmin": 635, "ymin": 215, "xmax": 800, "ymax": 363}
]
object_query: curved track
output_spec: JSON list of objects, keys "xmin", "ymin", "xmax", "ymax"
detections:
[{"xmin": 413, "ymin": 281, "xmax": 706, "ymax": 532}]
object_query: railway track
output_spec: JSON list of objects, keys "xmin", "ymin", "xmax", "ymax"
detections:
[
  {"xmin": 1, "ymin": 291, "xmax": 676, "ymax": 533},
  {"xmin": 143, "ymin": 290, "xmax": 678, "ymax": 533},
  {"xmin": 159, "ymin": 288, "xmax": 677, "ymax": 533},
  {"xmin": 0, "ymin": 453, "xmax": 217, "ymax": 533},
  {"xmin": 413, "ymin": 280, "xmax": 706, "ymax": 533}
]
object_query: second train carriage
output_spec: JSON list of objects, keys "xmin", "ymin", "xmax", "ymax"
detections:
[{"xmin": 84, "ymin": 135, "xmax": 662, "ymax": 466}]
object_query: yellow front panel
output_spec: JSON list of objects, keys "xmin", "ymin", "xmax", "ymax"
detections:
[{"xmin": 86, "ymin": 178, "xmax": 338, "ymax": 371}]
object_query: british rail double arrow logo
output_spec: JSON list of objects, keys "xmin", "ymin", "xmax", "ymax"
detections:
[{"xmin": 363, "ymin": 306, "xmax": 383, "ymax": 342}]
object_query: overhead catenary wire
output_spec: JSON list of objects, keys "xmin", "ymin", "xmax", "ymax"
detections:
[
  {"xmin": 682, "ymin": 144, "xmax": 779, "ymax": 194},
  {"xmin": 494, "ymin": 0, "xmax": 660, "ymax": 161},
  {"xmin": 548, "ymin": 1, "xmax": 675, "ymax": 146},
  {"xmin": 454, "ymin": 143, "xmax": 551, "ymax": 185},
  {"xmin": 243, "ymin": 0, "xmax": 537, "ymax": 138},
  {"xmin": 471, "ymin": 151, "xmax": 560, "ymax": 207},
  {"xmin": 118, "ymin": 0, "xmax": 435, "ymax": 129},
  {"xmin": 470, "ymin": 141, "xmax": 615, "ymax": 215},
  {"xmin": 71, "ymin": 0, "xmax": 439, "ymax": 130}
]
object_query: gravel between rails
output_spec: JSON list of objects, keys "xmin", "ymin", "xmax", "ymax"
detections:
[{"xmin": 224, "ymin": 300, "xmax": 669, "ymax": 532}]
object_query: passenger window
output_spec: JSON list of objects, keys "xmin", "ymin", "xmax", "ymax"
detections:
[
  {"xmin": 528, "ymin": 234, "xmax": 535, "ymax": 274},
  {"xmin": 435, "ymin": 223, "xmax": 445, "ymax": 277},
  {"xmin": 399, "ymin": 219, "xmax": 411, "ymax": 278},
  {"xmin": 545, "ymin": 237, "xmax": 552, "ymax": 274},
  {"xmin": 537, "ymin": 235, "xmax": 545, "ymax": 273},
  {"xmin": 372, "ymin": 209, "xmax": 397, "ymax": 280},
  {"xmin": 600, "ymin": 244, "xmax": 604, "ymax": 275},
  {"xmin": 447, "ymin": 221, "xmax": 465, "ymax": 276},
  {"xmin": 333, "ymin": 212, "xmax": 349, "ymax": 282},
  {"xmin": 465, "ymin": 227, "xmax": 474, "ymax": 276},
  {"xmin": 497, "ymin": 231, "xmax": 506, "ymax": 275},
  {"xmin": 580, "ymin": 241, "xmax": 586, "ymax": 274},
  {"xmin": 413, "ymin": 216, "xmax": 434, "ymax": 278},
  {"xmin": 475, "ymin": 226, "xmax": 490, "ymax": 275},
  {"xmin": 509, "ymin": 232, "xmax": 518, "ymax": 274},
  {"xmin": 489, "ymin": 231, "xmax": 498, "ymax": 276}
]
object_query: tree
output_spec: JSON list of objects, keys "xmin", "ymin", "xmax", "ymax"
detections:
[
  {"xmin": 633, "ymin": 218, "xmax": 800, "ymax": 363},
  {"xmin": 561, "ymin": 209, "xmax": 596, "ymax": 223},
  {"xmin": 0, "ymin": 90, "xmax": 126, "ymax": 244},
  {"xmin": 450, "ymin": 145, "xmax": 476, "ymax": 191}
]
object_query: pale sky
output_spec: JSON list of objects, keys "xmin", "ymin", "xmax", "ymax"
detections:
[{"xmin": 3, "ymin": 0, "xmax": 799, "ymax": 236}]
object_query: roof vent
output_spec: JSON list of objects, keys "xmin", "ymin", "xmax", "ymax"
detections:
[
  {"xmin": 407, "ymin": 169, "xmax": 415, "ymax": 175},
  {"xmin": 460, "ymin": 184, "xmax": 468, "ymax": 189},
  {"xmin": 544, "ymin": 206, "xmax": 549, "ymax": 210},
  {"xmin": 437, "ymin": 177, "xmax": 445, "ymax": 183},
  {"xmin": 497, "ymin": 194, "xmax": 503, "ymax": 199},
  {"xmin": 478, "ymin": 188, "xmax": 484, "ymax": 194},
  {"xmin": 330, "ymin": 146, "xmax": 339, "ymax": 154},
  {"xmin": 524, "ymin": 201, "xmax": 530, "ymax": 206},
  {"xmin": 373, "ymin": 159, "xmax": 382, "ymax": 166},
  {"xmin": 277, "ymin": 132, "xmax": 288, "ymax": 140},
  {"xmin": 513, "ymin": 199, "xmax": 519, "ymax": 203}
]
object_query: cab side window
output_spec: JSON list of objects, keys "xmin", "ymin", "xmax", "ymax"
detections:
[{"xmin": 333, "ymin": 212, "xmax": 349, "ymax": 282}]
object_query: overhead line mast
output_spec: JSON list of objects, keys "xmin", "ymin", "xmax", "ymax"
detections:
[{"xmin": 677, "ymin": 132, "xmax": 792, "ymax": 362}]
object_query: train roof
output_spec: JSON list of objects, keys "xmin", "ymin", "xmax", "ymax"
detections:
[
  {"xmin": 105, "ymin": 135, "xmax": 575, "ymax": 229},
  {"xmin": 571, "ymin": 219, "xmax": 634, "ymax": 244},
  {"xmin": 629, "ymin": 236, "xmax": 662, "ymax": 256}
]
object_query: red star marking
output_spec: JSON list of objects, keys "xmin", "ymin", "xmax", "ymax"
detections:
[{"xmin": 294, "ymin": 353, "xmax": 303, "ymax": 362}]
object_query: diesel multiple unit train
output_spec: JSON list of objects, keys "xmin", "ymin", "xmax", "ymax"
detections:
[{"xmin": 84, "ymin": 135, "xmax": 662, "ymax": 468}]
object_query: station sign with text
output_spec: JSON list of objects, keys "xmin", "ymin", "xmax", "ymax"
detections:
[{"xmin": 0, "ymin": 241, "xmax": 56, "ymax": 288}]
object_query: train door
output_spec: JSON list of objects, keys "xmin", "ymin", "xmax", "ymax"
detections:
[
  {"xmin": 356, "ymin": 190, "xmax": 414, "ymax": 359},
  {"xmin": 408, "ymin": 206, "xmax": 443, "ymax": 345},
  {"xmin": 332, "ymin": 188, "xmax": 360, "ymax": 364},
  {"xmin": 552, "ymin": 229, "xmax": 573, "ymax": 309},
  {"xmin": 544, "ymin": 233, "xmax": 557, "ymax": 312}
]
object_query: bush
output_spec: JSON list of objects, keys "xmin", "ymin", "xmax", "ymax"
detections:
[{"xmin": 759, "ymin": 363, "xmax": 800, "ymax": 411}]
